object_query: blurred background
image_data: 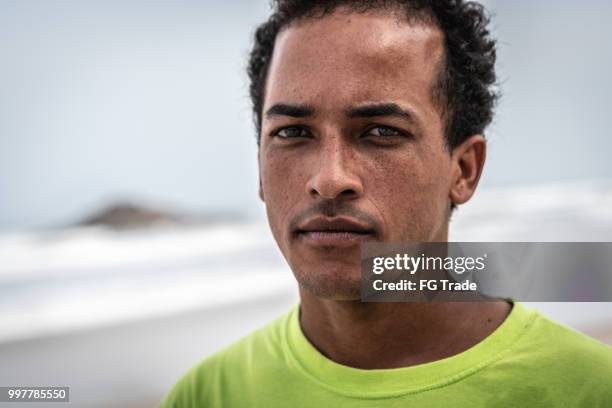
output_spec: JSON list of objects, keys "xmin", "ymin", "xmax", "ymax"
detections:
[{"xmin": 1, "ymin": 0, "xmax": 611, "ymax": 407}]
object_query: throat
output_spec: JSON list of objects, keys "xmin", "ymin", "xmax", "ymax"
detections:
[{"xmin": 299, "ymin": 295, "xmax": 512, "ymax": 370}]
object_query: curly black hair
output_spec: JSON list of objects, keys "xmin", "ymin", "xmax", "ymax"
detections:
[{"xmin": 248, "ymin": 0, "xmax": 498, "ymax": 150}]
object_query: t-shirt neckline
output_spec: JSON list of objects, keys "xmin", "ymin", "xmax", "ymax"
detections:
[{"xmin": 283, "ymin": 302, "xmax": 537, "ymax": 399}]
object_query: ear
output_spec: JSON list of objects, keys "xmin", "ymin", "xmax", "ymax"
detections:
[
  {"xmin": 259, "ymin": 179, "xmax": 265, "ymax": 202},
  {"xmin": 257, "ymin": 149, "xmax": 265, "ymax": 202},
  {"xmin": 449, "ymin": 135, "xmax": 487, "ymax": 206}
]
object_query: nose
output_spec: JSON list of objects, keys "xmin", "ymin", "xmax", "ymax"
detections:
[{"xmin": 305, "ymin": 138, "xmax": 364, "ymax": 200}]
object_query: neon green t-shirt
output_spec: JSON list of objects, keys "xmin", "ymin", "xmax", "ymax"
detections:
[{"xmin": 159, "ymin": 303, "xmax": 612, "ymax": 407}]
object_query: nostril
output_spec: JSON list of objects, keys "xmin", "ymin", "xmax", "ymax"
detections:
[
  {"xmin": 340, "ymin": 188, "xmax": 358, "ymax": 197},
  {"xmin": 309, "ymin": 187, "xmax": 358, "ymax": 200},
  {"xmin": 306, "ymin": 168, "xmax": 364, "ymax": 199}
]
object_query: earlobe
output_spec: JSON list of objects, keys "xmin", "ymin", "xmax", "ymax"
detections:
[{"xmin": 449, "ymin": 135, "xmax": 487, "ymax": 206}]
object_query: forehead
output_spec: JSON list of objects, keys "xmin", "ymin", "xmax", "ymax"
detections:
[{"xmin": 264, "ymin": 8, "xmax": 446, "ymax": 118}]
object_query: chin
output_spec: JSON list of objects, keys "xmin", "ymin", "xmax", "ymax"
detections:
[{"xmin": 293, "ymin": 264, "xmax": 363, "ymax": 301}]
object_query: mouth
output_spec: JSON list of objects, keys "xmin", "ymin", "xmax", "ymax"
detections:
[{"xmin": 294, "ymin": 217, "xmax": 377, "ymax": 247}]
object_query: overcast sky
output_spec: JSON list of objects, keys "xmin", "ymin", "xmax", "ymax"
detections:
[{"xmin": 1, "ymin": 0, "xmax": 611, "ymax": 231}]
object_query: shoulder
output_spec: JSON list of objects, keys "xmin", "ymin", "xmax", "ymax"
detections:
[
  {"xmin": 507, "ymin": 304, "xmax": 612, "ymax": 396},
  {"xmin": 158, "ymin": 307, "xmax": 294, "ymax": 408},
  {"xmin": 522, "ymin": 306, "xmax": 612, "ymax": 366}
]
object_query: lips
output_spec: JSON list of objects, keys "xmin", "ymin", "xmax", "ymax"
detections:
[{"xmin": 294, "ymin": 217, "xmax": 376, "ymax": 246}]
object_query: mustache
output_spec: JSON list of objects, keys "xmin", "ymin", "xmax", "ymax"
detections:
[{"xmin": 289, "ymin": 200, "xmax": 382, "ymax": 234}]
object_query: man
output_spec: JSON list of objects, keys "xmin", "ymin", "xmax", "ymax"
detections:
[{"xmin": 160, "ymin": 0, "xmax": 612, "ymax": 406}]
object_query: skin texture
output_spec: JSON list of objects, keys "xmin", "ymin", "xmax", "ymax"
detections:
[{"xmin": 258, "ymin": 8, "xmax": 510, "ymax": 369}]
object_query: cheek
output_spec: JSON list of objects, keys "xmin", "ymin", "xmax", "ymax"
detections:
[
  {"xmin": 260, "ymin": 149, "xmax": 306, "ymax": 245},
  {"xmin": 366, "ymin": 149, "xmax": 451, "ymax": 240}
]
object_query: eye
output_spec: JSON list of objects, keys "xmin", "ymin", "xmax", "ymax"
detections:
[
  {"xmin": 365, "ymin": 125, "xmax": 405, "ymax": 138},
  {"xmin": 273, "ymin": 126, "xmax": 310, "ymax": 139}
]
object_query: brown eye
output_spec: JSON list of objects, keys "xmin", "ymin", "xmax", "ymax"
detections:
[{"xmin": 275, "ymin": 126, "xmax": 309, "ymax": 139}]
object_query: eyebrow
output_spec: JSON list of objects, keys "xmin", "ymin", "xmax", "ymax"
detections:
[
  {"xmin": 346, "ymin": 103, "xmax": 418, "ymax": 124},
  {"xmin": 264, "ymin": 102, "xmax": 420, "ymax": 127},
  {"xmin": 265, "ymin": 103, "xmax": 315, "ymax": 119}
]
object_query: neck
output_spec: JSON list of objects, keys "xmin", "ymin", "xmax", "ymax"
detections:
[{"xmin": 299, "ymin": 288, "xmax": 511, "ymax": 369}]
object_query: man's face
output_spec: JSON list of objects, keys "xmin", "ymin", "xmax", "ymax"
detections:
[{"xmin": 259, "ymin": 9, "xmax": 456, "ymax": 300}]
